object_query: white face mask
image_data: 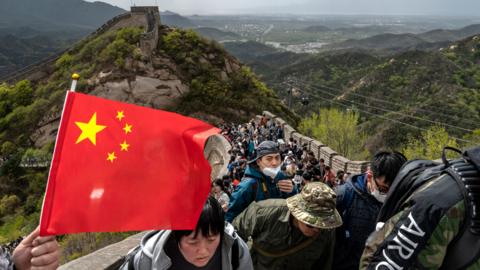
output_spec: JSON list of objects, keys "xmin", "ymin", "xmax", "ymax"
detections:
[
  {"xmin": 371, "ymin": 189, "xmax": 387, "ymax": 203},
  {"xmin": 262, "ymin": 165, "xmax": 282, "ymax": 178}
]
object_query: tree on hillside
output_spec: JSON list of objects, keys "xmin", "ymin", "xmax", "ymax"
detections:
[
  {"xmin": 299, "ymin": 108, "xmax": 368, "ymax": 160},
  {"xmin": 463, "ymin": 129, "xmax": 480, "ymax": 148},
  {"xmin": 403, "ymin": 126, "xmax": 459, "ymax": 160}
]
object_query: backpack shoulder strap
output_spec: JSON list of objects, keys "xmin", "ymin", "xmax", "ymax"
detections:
[
  {"xmin": 118, "ymin": 245, "xmax": 141, "ymax": 270},
  {"xmin": 244, "ymin": 175, "xmax": 258, "ymax": 203},
  {"xmin": 231, "ymin": 238, "xmax": 240, "ymax": 270},
  {"xmin": 244, "ymin": 174, "xmax": 269, "ymax": 201},
  {"xmin": 440, "ymin": 156, "xmax": 480, "ymax": 270}
]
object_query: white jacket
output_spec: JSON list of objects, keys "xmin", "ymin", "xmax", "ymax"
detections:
[{"xmin": 122, "ymin": 223, "xmax": 253, "ymax": 270}]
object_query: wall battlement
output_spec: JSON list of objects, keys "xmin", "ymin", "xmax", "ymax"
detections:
[{"xmin": 258, "ymin": 111, "xmax": 370, "ymax": 174}]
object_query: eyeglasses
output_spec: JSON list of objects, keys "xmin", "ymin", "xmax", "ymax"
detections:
[{"xmin": 373, "ymin": 178, "xmax": 389, "ymax": 194}]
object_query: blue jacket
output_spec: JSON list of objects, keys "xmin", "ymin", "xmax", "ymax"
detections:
[
  {"xmin": 225, "ymin": 165, "xmax": 298, "ymax": 222},
  {"xmin": 333, "ymin": 174, "xmax": 382, "ymax": 270}
]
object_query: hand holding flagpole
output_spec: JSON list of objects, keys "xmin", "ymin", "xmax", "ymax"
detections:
[{"xmin": 70, "ymin": 73, "xmax": 80, "ymax": 92}]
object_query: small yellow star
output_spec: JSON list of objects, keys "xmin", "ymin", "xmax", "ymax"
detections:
[
  {"xmin": 116, "ymin": 111, "xmax": 125, "ymax": 121},
  {"xmin": 75, "ymin": 113, "xmax": 107, "ymax": 145},
  {"xmin": 107, "ymin": 152, "xmax": 117, "ymax": 163},
  {"xmin": 123, "ymin": 123, "xmax": 133, "ymax": 134},
  {"xmin": 120, "ymin": 140, "xmax": 130, "ymax": 151}
]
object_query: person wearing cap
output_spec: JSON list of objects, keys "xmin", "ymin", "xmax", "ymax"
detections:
[
  {"xmin": 232, "ymin": 182, "xmax": 342, "ymax": 270},
  {"xmin": 225, "ymin": 141, "xmax": 298, "ymax": 223}
]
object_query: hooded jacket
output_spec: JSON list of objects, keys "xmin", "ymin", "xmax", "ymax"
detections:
[
  {"xmin": 123, "ymin": 223, "xmax": 253, "ymax": 270},
  {"xmin": 225, "ymin": 165, "xmax": 298, "ymax": 222},
  {"xmin": 333, "ymin": 174, "xmax": 382, "ymax": 270}
]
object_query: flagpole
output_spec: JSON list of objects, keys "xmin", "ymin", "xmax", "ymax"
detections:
[
  {"xmin": 41, "ymin": 72, "xmax": 80, "ymax": 235},
  {"xmin": 70, "ymin": 73, "xmax": 80, "ymax": 92}
]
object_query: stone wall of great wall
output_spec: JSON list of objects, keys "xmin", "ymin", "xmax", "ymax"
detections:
[
  {"xmin": 258, "ymin": 111, "xmax": 370, "ymax": 175},
  {"xmin": 0, "ymin": 6, "xmax": 161, "ymax": 84}
]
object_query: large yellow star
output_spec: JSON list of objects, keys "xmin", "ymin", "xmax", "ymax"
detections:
[
  {"xmin": 116, "ymin": 111, "xmax": 125, "ymax": 121},
  {"xmin": 120, "ymin": 140, "xmax": 130, "ymax": 151},
  {"xmin": 123, "ymin": 123, "xmax": 133, "ymax": 134},
  {"xmin": 75, "ymin": 113, "xmax": 107, "ymax": 145},
  {"xmin": 107, "ymin": 152, "xmax": 117, "ymax": 163}
]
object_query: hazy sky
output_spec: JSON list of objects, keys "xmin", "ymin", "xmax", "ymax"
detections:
[{"xmin": 88, "ymin": 0, "xmax": 480, "ymax": 15}]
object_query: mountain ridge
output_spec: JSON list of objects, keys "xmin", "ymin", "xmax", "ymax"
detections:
[
  {"xmin": 247, "ymin": 34, "xmax": 480, "ymax": 152},
  {"xmin": 324, "ymin": 23, "xmax": 480, "ymax": 53},
  {"xmin": 0, "ymin": 0, "xmax": 126, "ymax": 32}
]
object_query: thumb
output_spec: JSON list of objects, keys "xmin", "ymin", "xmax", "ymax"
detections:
[{"xmin": 22, "ymin": 226, "xmax": 40, "ymax": 246}]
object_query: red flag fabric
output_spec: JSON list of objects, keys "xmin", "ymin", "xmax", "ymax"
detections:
[{"xmin": 40, "ymin": 91, "xmax": 220, "ymax": 235}]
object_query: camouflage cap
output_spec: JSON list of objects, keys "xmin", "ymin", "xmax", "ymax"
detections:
[{"xmin": 286, "ymin": 182, "xmax": 342, "ymax": 229}]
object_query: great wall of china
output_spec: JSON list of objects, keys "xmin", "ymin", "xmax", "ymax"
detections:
[{"xmin": 0, "ymin": 7, "xmax": 370, "ymax": 268}]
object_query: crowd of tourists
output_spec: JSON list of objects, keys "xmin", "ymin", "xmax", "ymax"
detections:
[
  {"xmin": 2, "ymin": 113, "xmax": 480, "ymax": 270},
  {"xmin": 120, "ymin": 114, "xmax": 479, "ymax": 270}
]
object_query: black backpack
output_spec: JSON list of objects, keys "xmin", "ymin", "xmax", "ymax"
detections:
[{"xmin": 376, "ymin": 146, "xmax": 480, "ymax": 270}]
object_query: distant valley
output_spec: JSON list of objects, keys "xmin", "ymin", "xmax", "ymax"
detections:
[{"xmin": 2, "ymin": 2, "xmax": 480, "ymax": 77}]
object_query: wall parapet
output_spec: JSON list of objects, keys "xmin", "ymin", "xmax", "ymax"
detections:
[
  {"xmin": 262, "ymin": 111, "xmax": 369, "ymax": 174},
  {"xmin": 58, "ymin": 232, "xmax": 146, "ymax": 270}
]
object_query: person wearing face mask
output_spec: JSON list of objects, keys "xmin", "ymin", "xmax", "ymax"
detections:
[
  {"xmin": 332, "ymin": 151, "xmax": 407, "ymax": 270},
  {"xmin": 225, "ymin": 141, "xmax": 298, "ymax": 223},
  {"xmin": 232, "ymin": 182, "xmax": 342, "ymax": 270}
]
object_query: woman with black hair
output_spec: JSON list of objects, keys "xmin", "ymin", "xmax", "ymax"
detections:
[
  {"xmin": 120, "ymin": 196, "xmax": 253, "ymax": 270},
  {"xmin": 212, "ymin": 179, "xmax": 231, "ymax": 212}
]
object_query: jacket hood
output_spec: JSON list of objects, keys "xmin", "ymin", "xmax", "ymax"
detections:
[
  {"xmin": 139, "ymin": 223, "xmax": 241, "ymax": 269},
  {"xmin": 351, "ymin": 173, "xmax": 368, "ymax": 194},
  {"xmin": 245, "ymin": 165, "xmax": 264, "ymax": 179}
]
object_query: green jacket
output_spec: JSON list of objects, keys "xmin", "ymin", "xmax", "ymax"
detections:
[
  {"xmin": 360, "ymin": 175, "xmax": 480, "ymax": 269},
  {"xmin": 232, "ymin": 199, "xmax": 335, "ymax": 270}
]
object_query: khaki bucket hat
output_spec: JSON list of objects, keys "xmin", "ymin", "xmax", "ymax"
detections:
[{"xmin": 286, "ymin": 182, "xmax": 342, "ymax": 229}]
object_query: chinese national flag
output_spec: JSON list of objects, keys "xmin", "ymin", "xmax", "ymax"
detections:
[{"xmin": 40, "ymin": 91, "xmax": 220, "ymax": 235}]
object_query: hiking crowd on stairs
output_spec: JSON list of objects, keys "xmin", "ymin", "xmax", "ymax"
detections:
[
  {"xmin": 2, "ymin": 113, "xmax": 480, "ymax": 270},
  {"xmin": 189, "ymin": 114, "xmax": 480, "ymax": 270}
]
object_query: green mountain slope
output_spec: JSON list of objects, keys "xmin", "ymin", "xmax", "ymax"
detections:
[
  {"xmin": 0, "ymin": 0, "xmax": 127, "ymax": 77},
  {"xmin": 0, "ymin": 0, "xmax": 125, "ymax": 31},
  {"xmin": 257, "ymin": 35, "xmax": 480, "ymax": 152}
]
